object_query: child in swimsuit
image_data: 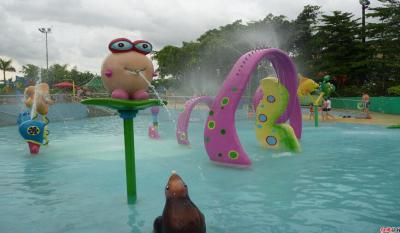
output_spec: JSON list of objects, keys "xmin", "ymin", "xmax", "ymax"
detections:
[
  {"xmin": 309, "ymin": 103, "xmax": 314, "ymax": 120},
  {"xmin": 322, "ymin": 97, "xmax": 334, "ymax": 120},
  {"xmin": 362, "ymin": 93, "xmax": 372, "ymax": 119}
]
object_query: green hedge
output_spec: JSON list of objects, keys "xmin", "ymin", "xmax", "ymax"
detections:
[
  {"xmin": 331, "ymin": 97, "xmax": 400, "ymax": 115},
  {"xmin": 387, "ymin": 85, "xmax": 400, "ymax": 96}
]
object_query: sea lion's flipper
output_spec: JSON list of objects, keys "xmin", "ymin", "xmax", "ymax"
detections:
[
  {"xmin": 200, "ymin": 212, "xmax": 206, "ymax": 233},
  {"xmin": 153, "ymin": 216, "xmax": 162, "ymax": 233},
  {"xmin": 189, "ymin": 200, "xmax": 206, "ymax": 233}
]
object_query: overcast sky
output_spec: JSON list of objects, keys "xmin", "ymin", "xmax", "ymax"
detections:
[{"xmin": 0, "ymin": 0, "xmax": 380, "ymax": 76}]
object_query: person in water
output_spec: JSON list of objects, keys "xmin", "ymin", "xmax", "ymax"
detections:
[
  {"xmin": 247, "ymin": 104, "xmax": 254, "ymax": 118},
  {"xmin": 309, "ymin": 103, "xmax": 314, "ymax": 120},
  {"xmin": 322, "ymin": 97, "xmax": 334, "ymax": 120},
  {"xmin": 362, "ymin": 92, "xmax": 372, "ymax": 119}
]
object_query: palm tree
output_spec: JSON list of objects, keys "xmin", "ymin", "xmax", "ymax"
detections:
[{"xmin": 0, "ymin": 58, "xmax": 16, "ymax": 85}]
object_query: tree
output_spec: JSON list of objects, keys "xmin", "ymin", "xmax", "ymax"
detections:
[
  {"xmin": 154, "ymin": 5, "xmax": 400, "ymax": 96},
  {"xmin": 67, "ymin": 66, "xmax": 95, "ymax": 86},
  {"xmin": 366, "ymin": 0, "xmax": 400, "ymax": 94},
  {"xmin": 46, "ymin": 64, "xmax": 69, "ymax": 85},
  {"xmin": 291, "ymin": 5, "xmax": 321, "ymax": 76},
  {"xmin": 155, "ymin": 16, "xmax": 295, "ymax": 94},
  {"xmin": 154, "ymin": 45, "xmax": 185, "ymax": 79},
  {"xmin": 311, "ymin": 11, "xmax": 364, "ymax": 86},
  {"xmin": 73, "ymin": 70, "xmax": 98, "ymax": 86},
  {"xmin": 0, "ymin": 58, "xmax": 16, "ymax": 84},
  {"xmin": 21, "ymin": 64, "xmax": 40, "ymax": 80}
]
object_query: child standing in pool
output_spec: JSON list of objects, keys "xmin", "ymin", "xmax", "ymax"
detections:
[
  {"xmin": 362, "ymin": 92, "xmax": 372, "ymax": 119},
  {"xmin": 322, "ymin": 97, "xmax": 334, "ymax": 120},
  {"xmin": 309, "ymin": 103, "xmax": 314, "ymax": 120},
  {"xmin": 247, "ymin": 104, "xmax": 254, "ymax": 118}
]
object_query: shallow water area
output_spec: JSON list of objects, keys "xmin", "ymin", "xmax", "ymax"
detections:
[{"xmin": 1, "ymin": 110, "xmax": 399, "ymax": 233}]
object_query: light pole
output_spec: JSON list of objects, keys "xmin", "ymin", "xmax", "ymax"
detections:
[
  {"xmin": 359, "ymin": 0, "xmax": 370, "ymax": 43},
  {"xmin": 38, "ymin": 27, "xmax": 51, "ymax": 82}
]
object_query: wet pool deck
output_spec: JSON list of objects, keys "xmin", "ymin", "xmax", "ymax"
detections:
[
  {"xmin": 171, "ymin": 102, "xmax": 400, "ymax": 126},
  {"xmin": 302, "ymin": 109, "xmax": 400, "ymax": 126}
]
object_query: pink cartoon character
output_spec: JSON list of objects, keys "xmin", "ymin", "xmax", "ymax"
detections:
[{"xmin": 101, "ymin": 38, "xmax": 154, "ymax": 100}]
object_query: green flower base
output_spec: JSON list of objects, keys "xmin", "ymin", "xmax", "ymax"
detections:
[
  {"xmin": 387, "ymin": 124, "xmax": 400, "ymax": 129},
  {"xmin": 81, "ymin": 98, "xmax": 167, "ymax": 204},
  {"xmin": 81, "ymin": 98, "xmax": 167, "ymax": 111}
]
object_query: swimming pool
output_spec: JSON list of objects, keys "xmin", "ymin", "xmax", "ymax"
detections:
[{"xmin": 1, "ymin": 110, "xmax": 399, "ymax": 233}]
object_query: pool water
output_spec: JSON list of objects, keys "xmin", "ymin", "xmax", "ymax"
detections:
[{"xmin": 1, "ymin": 110, "xmax": 399, "ymax": 233}]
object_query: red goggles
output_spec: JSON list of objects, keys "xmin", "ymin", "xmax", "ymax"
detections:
[{"xmin": 108, "ymin": 38, "xmax": 153, "ymax": 55}]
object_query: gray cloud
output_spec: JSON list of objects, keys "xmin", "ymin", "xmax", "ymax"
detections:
[{"xmin": 0, "ymin": 0, "xmax": 379, "ymax": 75}]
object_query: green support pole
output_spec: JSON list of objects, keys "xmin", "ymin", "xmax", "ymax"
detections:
[
  {"xmin": 123, "ymin": 117, "xmax": 136, "ymax": 204},
  {"xmin": 81, "ymin": 98, "xmax": 166, "ymax": 205},
  {"xmin": 314, "ymin": 105, "xmax": 319, "ymax": 127}
]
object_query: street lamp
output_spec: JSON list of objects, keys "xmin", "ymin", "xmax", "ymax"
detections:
[
  {"xmin": 38, "ymin": 27, "xmax": 51, "ymax": 82},
  {"xmin": 359, "ymin": 0, "xmax": 370, "ymax": 43}
]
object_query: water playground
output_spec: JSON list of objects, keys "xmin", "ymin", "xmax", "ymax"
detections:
[{"xmin": 1, "ymin": 39, "xmax": 400, "ymax": 233}]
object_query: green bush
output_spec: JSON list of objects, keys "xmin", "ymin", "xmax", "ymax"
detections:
[
  {"xmin": 336, "ymin": 85, "xmax": 364, "ymax": 97},
  {"xmin": 387, "ymin": 85, "xmax": 400, "ymax": 96}
]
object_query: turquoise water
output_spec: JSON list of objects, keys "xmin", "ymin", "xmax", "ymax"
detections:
[{"xmin": 1, "ymin": 110, "xmax": 399, "ymax": 233}]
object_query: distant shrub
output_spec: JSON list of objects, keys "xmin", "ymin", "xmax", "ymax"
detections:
[
  {"xmin": 336, "ymin": 85, "xmax": 364, "ymax": 97},
  {"xmin": 387, "ymin": 85, "xmax": 400, "ymax": 96}
]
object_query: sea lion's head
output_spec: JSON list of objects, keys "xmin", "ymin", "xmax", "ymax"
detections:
[{"xmin": 165, "ymin": 171, "xmax": 188, "ymax": 199}]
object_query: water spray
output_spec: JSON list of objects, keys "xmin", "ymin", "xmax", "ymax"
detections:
[{"xmin": 139, "ymin": 71, "xmax": 175, "ymax": 123}]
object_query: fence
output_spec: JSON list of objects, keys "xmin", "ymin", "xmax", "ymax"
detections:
[
  {"xmin": 0, "ymin": 93, "xmax": 255, "ymax": 126},
  {"xmin": 3, "ymin": 93, "xmax": 399, "ymax": 114},
  {"xmin": 331, "ymin": 97, "xmax": 400, "ymax": 115}
]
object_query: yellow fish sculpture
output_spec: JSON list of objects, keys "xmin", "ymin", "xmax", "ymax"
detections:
[
  {"xmin": 297, "ymin": 74, "xmax": 319, "ymax": 97},
  {"xmin": 255, "ymin": 77, "xmax": 300, "ymax": 152}
]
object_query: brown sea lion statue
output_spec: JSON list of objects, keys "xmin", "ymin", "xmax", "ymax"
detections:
[{"xmin": 153, "ymin": 171, "xmax": 206, "ymax": 233}]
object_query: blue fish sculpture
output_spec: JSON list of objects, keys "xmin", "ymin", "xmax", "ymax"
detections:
[{"xmin": 17, "ymin": 111, "xmax": 49, "ymax": 154}]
